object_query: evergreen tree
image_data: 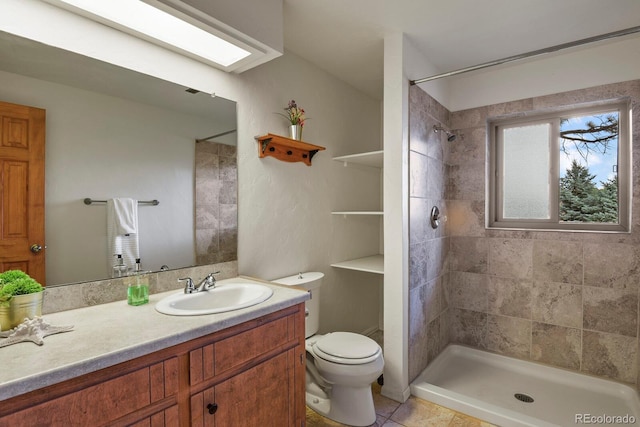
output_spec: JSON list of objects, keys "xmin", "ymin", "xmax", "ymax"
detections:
[
  {"xmin": 595, "ymin": 176, "xmax": 618, "ymax": 223},
  {"xmin": 559, "ymin": 160, "xmax": 618, "ymax": 223},
  {"xmin": 560, "ymin": 160, "xmax": 597, "ymax": 221}
]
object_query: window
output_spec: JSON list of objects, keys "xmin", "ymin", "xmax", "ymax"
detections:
[{"xmin": 488, "ymin": 100, "xmax": 631, "ymax": 232}]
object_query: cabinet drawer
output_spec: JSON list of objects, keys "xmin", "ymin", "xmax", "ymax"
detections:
[
  {"xmin": 190, "ymin": 314, "xmax": 295, "ymax": 385},
  {"xmin": 0, "ymin": 358, "xmax": 178, "ymax": 427}
]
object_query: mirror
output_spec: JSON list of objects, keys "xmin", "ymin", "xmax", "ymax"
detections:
[{"xmin": 0, "ymin": 31, "xmax": 238, "ymax": 286}]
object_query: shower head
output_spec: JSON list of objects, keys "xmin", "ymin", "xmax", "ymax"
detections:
[{"xmin": 433, "ymin": 125, "xmax": 457, "ymax": 142}]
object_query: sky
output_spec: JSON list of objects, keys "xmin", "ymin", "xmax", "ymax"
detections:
[{"xmin": 559, "ymin": 112, "xmax": 618, "ymax": 188}]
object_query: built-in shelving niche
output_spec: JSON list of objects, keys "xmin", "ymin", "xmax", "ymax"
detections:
[
  {"xmin": 331, "ymin": 150, "xmax": 384, "ymax": 275},
  {"xmin": 255, "ymin": 133, "xmax": 325, "ymax": 166}
]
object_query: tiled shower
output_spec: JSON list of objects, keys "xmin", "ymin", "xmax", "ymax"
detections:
[{"xmin": 409, "ymin": 80, "xmax": 640, "ymax": 387}]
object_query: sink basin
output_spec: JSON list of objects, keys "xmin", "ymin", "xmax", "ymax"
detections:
[{"xmin": 155, "ymin": 283, "xmax": 274, "ymax": 316}]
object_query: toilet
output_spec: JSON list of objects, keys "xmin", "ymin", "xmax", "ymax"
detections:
[{"xmin": 273, "ymin": 272, "xmax": 384, "ymax": 426}]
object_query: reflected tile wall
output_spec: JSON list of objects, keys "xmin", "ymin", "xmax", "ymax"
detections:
[
  {"xmin": 195, "ymin": 141, "xmax": 238, "ymax": 264},
  {"xmin": 43, "ymin": 260, "xmax": 238, "ymax": 313},
  {"xmin": 444, "ymin": 80, "xmax": 640, "ymax": 386}
]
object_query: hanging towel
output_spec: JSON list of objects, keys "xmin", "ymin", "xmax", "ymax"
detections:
[{"xmin": 107, "ymin": 198, "xmax": 140, "ymax": 275}]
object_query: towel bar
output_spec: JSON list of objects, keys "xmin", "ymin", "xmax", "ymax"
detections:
[{"xmin": 83, "ymin": 198, "xmax": 159, "ymax": 206}]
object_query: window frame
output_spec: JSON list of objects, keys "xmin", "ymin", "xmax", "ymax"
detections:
[{"xmin": 488, "ymin": 99, "xmax": 631, "ymax": 232}]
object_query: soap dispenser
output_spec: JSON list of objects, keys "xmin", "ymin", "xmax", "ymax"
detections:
[
  {"xmin": 112, "ymin": 254, "xmax": 127, "ymax": 278},
  {"xmin": 127, "ymin": 258, "xmax": 149, "ymax": 306}
]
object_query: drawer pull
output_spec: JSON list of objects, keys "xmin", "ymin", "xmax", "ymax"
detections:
[{"xmin": 207, "ymin": 403, "xmax": 218, "ymax": 415}]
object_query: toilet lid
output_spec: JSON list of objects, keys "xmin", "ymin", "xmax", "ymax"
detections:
[{"xmin": 313, "ymin": 332, "xmax": 381, "ymax": 364}]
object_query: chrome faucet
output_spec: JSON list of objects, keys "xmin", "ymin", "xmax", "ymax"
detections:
[
  {"xmin": 179, "ymin": 277, "xmax": 196, "ymax": 294},
  {"xmin": 196, "ymin": 271, "xmax": 220, "ymax": 292},
  {"xmin": 179, "ymin": 272, "xmax": 220, "ymax": 294}
]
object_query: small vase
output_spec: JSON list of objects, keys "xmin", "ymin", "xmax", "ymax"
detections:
[{"xmin": 289, "ymin": 124, "xmax": 302, "ymax": 141}]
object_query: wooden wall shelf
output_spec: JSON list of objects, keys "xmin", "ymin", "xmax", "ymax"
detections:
[{"xmin": 256, "ymin": 133, "xmax": 326, "ymax": 166}]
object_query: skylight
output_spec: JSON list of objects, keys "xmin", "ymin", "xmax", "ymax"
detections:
[{"xmin": 46, "ymin": 0, "xmax": 252, "ymax": 68}]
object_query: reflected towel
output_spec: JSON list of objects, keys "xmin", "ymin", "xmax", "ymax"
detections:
[{"xmin": 107, "ymin": 198, "xmax": 140, "ymax": 274}]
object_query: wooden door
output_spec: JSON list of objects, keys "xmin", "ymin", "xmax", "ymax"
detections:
[{"xmin": 0, "ymin": 101, "xmax": 45, "ymax": 284}]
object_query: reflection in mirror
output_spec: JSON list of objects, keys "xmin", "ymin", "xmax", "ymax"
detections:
[{"xmin": 0, "ymin": 31, "xmax": 238, "ymax": 286}]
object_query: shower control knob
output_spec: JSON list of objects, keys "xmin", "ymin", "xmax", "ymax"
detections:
[{"xmin": 30, "ymin": 244, "xmax": 43, "ymax": 253}]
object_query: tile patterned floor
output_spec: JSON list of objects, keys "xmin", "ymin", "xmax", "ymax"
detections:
[{"xmin": 305, "ymin": 382, "xmax": 497, "ymax": 427}]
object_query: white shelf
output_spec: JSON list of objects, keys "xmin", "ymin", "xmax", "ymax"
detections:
[
  {"xmin": 331, "ymin": 254, "xmax": 384, "ymax": 274},
  {"xmin": 332, "ymin": 211, "xmax": 383, "ymax": 216},
  {"xmin": 333, "ymin": 150, "xmax": 383, "ymax": 168}
]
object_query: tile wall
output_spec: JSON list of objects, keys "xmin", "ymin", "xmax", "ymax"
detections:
[
  {"xmin": 446, "ymin": 80, "xmax": 640, "ymax": 385},
  {"xmin": 408, "ymin": 87, "xmax": 452, "ymax": 381}
]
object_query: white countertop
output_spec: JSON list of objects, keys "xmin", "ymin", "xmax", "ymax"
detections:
[{"xmin": 0, "ymin": 276, "xmax": 308, "ymax": 401}]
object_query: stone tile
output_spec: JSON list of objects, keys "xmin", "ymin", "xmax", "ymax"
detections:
[
  {"xmin": 448, "ymin": 161, "xmax": 485, "ymax": 201},
  {"xmin": 426, "ymin": 156, "xmax": 446, "ymax": 200},
  {"xmin": 531, "ymin": 281, "xmax": 582, "ymax": 328},
  {"xmin": 584, "ymin": 243, "xmax": 640, "ymax": 291},
  {"xmin": 447, "ymin": 127, "xmax": 486, "ymax": 166},
  {"xmin": 409, "ymin": 197, "xmax": 428, "ymax": 245},
  {"xmin": 390, "ymin": 397, "xmax": 456, "ymax": 427},
  {"xmin": 305, "ymin": 407, "xmax": 344, "ymax": 426},
  {"xmin": 439, "ymin": 305, "xmax": 450, "ymax": 351},
  {"xmin": 487, "ymin": 98, "xmax": 535, "ymax": 117},
  {"xmin": 440, "ymin": 272, "xmax": 450, "ymax": 313},
  {"xmin": 451, "ymin": 106, "xmax": 489, "ymax": 129},
  {"xmin": 195, "ymin": 204, "xmax": 218, "ymax": 229},
  {"xmin": 427, "ymin": 316, "xmax": 442, "ymax": 365},
  {"xmin": 427, "ymin": 237, "xmax": 449, "ymax": 282},
  {"xmin": 409, "ymin": 151, "xmax": 429, "ymax": 198},
  {"xmin": 488, "ymin": 239, "xmax": 533, "ymax": 279},
  {"xmin": 219, "ymin": 155, "xmax": 237, "ymax": 181},
  {"xmin": 448, "ymin": 272, "xmax": 488, "ymax": 312},
  {"xmin": 487, "ymin": 277, "xmax": 531, "ymax": 319},
  {"xmin": 450, "ymin": 237, "xmax": 489, "ymax": 274},
  {"xmin": 372, "ymin": 382, "xmax": 400, "ymax": 419},
  {"xmin": 531, "ymin": 322, "xmax": 581, "ymax": 370},
  {"xmin": 449, "ymin": 414, "xmax": 498, "ymax": 427},
  {"xmin": 449, "ymin": 308, "xmax": 487, "ymax": 348},
  {"xmin": 583, "ymin": 286, "xmax": 637, "ymax": 337},
  {"xmin": 582, "ymin": 330, "xmax": 638, "ymax": 384},
  {"xmin": 409, "ymin": 286, "xmax": 431, "ymax": 381},
  {"xmin": 486, "ymin": 315, "xmax": 531, "ymax": 358},
  {"xmin": 532, "ymin": 240, "xmax": 583, "ymax": 284},
  {"xmin": 447, "ymin": 200, "xmax": 485, "ymax": 237},
  {"xmin": 409, "ymin": 241, "xmax": 428, "ymax": 290}
]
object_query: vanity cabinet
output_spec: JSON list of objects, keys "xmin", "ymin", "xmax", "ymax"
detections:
[{"xmin": 0, "ymin": 304, "xmax": 305, "ymax": 427}]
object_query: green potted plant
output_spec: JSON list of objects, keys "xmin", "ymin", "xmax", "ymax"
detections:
[{"xmin": 0, "ymin": 270, "xmax": 44, "ymax": 331}]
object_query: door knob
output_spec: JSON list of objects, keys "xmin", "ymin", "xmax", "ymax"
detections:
[{"xmin": 30, "ymin": 244, "xmax": 43, "ymax": 253}]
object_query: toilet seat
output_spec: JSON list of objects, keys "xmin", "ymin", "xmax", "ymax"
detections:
[{"xmin": 312, "ymin": 332, "xmax": 381, "ymax": 365}]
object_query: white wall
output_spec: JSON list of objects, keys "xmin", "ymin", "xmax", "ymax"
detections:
[
  {"xmin": 235, "ymin": 52, "xmax": 383, "ymax": 335},
  {"xmin": 0, "ymin": 0, "xmax": 383, "ymax": 336},
  {"xmin": 424, "ymin": 35, "xmax": 640, "ymax": 112},
  {"xmin": 0, "ymin": 70, "xmax": 227, "ymax": 285}
]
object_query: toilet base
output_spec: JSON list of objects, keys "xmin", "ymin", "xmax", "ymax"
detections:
[{"xmin": 306, "ymin": 384, "xmax": 376, "ymax": 427}]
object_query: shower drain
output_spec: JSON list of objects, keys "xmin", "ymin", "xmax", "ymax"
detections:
[{"xmin": 514, "ymin": 393, "xmax": 534, "ymax": 403}]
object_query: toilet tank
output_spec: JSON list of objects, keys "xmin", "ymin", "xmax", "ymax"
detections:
[{"xmin": 272, "ymin": 272, "xmax": 323, "ymax": 338}]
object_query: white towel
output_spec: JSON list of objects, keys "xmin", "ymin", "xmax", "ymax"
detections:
[{"xmin": 107, "ymin": 198, "xmax": 140, "ymax": 275}]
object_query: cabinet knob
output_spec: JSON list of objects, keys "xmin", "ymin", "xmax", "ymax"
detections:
[{"xmin": 207, "ymin": 403, "xmax": 218, "ymax": 415}]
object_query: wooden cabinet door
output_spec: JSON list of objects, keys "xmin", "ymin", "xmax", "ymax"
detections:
[
  {"xmin": 0, "ymin": 101, "xmax": 45, "ymax": 284},
  {"xmin": 191, "ymin": 349, "xmax": 296, "ymax": 427}
]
